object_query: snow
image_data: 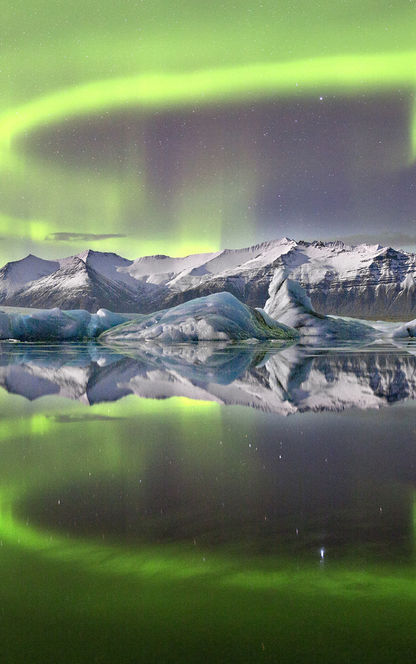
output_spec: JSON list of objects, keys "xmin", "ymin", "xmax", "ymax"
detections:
[
  {"xmin": 0, "ymin": 254, "xmax": 59, "ymax": 296},
  {"xmin": 287, "ymin": 242, "xmax": 386, "ymax": 286},
  {"xmin": 124, "ymin": 252, "xmax": 221, "ymax": 281},
  {"xmin": 111, "ymin": 238, "xmax": 299, "ymax": 290},
  {"xmin": 76, "ymin": 250, "xmax": 138, "ymax": 289}
]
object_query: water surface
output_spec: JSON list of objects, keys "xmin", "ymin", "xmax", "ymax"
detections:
[{"xmin": 1, "ymin": 340, "xmax": 416, "ymax": 662}]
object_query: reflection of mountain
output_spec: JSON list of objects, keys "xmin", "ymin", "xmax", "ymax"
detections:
[{"xmin": 1, "ymin": 341, "xmax": 416, "ymax": 413}]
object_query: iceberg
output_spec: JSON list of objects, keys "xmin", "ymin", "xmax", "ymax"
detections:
[
  {"xmin": 0, "ymin": 307, "xmax": 137, "ymax": 342},
  {"xmin": 100, "ymin": 292, "xmax": 298, "ymax": 344},
  {"xmin": 391, "ymin": 319, "xmax": 416, "ymax": 339},
  {"xmin": 264, "ymin": 269, "xmax": 377, "ymax": 340},
  {"xmin": 0, "ymin": 279, "xmax": 415, "ymax": 344}
]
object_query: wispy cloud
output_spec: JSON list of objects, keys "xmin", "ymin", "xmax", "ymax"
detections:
[
  {"xmin": 45, "ymin": 232, "xmax": 126, "ymax": 242},
  {"xmin": 48, "ymin": 413, "xmax": 125, "ymax": 423}
]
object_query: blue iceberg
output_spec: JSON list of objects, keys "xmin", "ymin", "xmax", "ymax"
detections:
[{"xmin": 0, "ymin": 307, "xmax": 137, "ymax": 342}]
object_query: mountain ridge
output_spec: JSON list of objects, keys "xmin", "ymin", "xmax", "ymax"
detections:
[{"xmin": 1, "ymin": 238, "xmax": 416, "ymax": 318}]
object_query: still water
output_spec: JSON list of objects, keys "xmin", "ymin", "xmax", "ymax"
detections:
[{"xmin": 1, "ymin": 340, "xmax": 416, "ymax": 663}]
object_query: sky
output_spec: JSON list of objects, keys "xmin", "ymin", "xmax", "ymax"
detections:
[{"xmin": 1, "ymin": 0, "xmax": 416, "ymax": 262}]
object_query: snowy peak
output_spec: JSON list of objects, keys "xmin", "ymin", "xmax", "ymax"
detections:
[
  {"xmin": 2, "ymin": 256, "xmax": 160, "ymax": 313},
  {"xmin": 0, "ymin": 254, "xmax": 59, "ymax": 296},
  {"xmin": 74, "ymin": 249, "xmax": 141, "ymax": 290},
  {"xmin": 0, "ymin": 238, "xmax": 415, "ymax": 318}
]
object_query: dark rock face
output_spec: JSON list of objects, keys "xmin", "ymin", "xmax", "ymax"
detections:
[
  {"xmin": 302, "ymin": 248, "xmax": 416, "ymax": 320},
  {"xmin": 306, "ymin": 282, "xmax": 416, "ymax": 320},
  {"xmin": 163, "ymin": 264, "xmax": 283, "ymax": 310}
]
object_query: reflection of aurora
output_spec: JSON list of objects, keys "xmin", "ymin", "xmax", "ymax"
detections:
[
  {"xmin": 0, "ymin": 395, "xmax": 416, "ymax": 599},
  {"xmin": 2, "ymin": 486, "xmax": 416, "ymax": 599},
  {"xmin": 0, "ymin": 397, "xmax": 224, "ymax": 580}
]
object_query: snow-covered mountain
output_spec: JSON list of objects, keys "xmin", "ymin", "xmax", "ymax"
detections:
[
  {"xmin": 0, "ymin": 251, "xmax": 164, "ymax": 313},
  {"xmin": 1, "ymin": 239, "xmax": 416, "ymax": 318}
]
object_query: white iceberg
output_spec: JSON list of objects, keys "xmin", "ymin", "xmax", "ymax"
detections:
[
  {"xmin": 100, "ymin": 292, "xmax": 298, "ymax": 344},
  {"xmin": 391, "ymin": 319, "xmax": 416, "ymax": 339},
  {"xmin": 264, "ymin": 269, "xmax": 377, "ymax": 340}
]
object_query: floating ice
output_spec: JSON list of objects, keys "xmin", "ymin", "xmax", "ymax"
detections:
[
  {"xmin": 100, "ymin": 292, "xmax": 298, "ymax": 344},
  {"xmin": 0, "ymin": 279, "xmax": 415, "ymax": 344},
  {"xmin": 0, "ymin": 307, "xmax": 137, "ymax": 342},
  {"xmin": 264, "ymin": 269, "xmax": 377, "ymax": 340},
  {"xmin": 391, "ymin": 319, "xmax": 416, "ymax": 339}
]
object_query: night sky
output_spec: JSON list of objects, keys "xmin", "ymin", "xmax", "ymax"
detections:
[{"xmin": 2, "ymin": 0, "xmax": 416, "ymax": 262}]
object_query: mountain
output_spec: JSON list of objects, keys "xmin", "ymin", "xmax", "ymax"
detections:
[
  {"xmin": 1, "ymin": 239, "xmax": 416, "ymax": 318},
  {"xmin": 1, "ymin": 252, "xmax": 165, "ymax": 313},
  {"xmin": 0, "ymin": 254, "xmax": 59, "ymax": 298}
]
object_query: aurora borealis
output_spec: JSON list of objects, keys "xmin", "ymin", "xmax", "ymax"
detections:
[
  {"xmin": 3, "ymin": 6, "xmax": 416, "ymax": 661},
  {"xmin": 2, "ymin": 0, "xmax": 416, "ymax": 262}
]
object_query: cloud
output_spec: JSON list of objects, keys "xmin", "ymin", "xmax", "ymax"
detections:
[
  {"xmin": 48, "ymin": 413, "xmax": 125, "ymax": 423},
  {"xmin": 330, "ymin": 232, "xmax": 416, "ymax": 249},
  {"xmin": 45, "ymin": 232, "xmax": 126, "ymax": 242}
]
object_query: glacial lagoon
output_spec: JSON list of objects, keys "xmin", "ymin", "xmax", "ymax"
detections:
[{"xmin": 1, "ymin": 339, "xmax": 416, "ymax": 662}]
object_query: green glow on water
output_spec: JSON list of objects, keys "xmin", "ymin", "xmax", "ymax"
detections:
[
  {"xmin": 1, "ymin": 476, "xmax": 416, "ymax": 602},
  {"xmin": 0, "ymin": 394, "xmax": 413, "ymax": 599},
  {"xmin": 0, "ymin": 388, "xmax": 415, "ymax": 662}
]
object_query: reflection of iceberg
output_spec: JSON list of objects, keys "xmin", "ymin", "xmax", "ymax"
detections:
[{"xmin": 1, "ymin": 340, "xmax": 416, "ymax": 414}]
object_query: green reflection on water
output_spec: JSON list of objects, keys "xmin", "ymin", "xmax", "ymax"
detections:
[{"xmin": 0, "ymin": 393, "xmax": 416, "ymax": 662}]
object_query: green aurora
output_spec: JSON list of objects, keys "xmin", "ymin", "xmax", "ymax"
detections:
[
  {"xmin": 2, "ymin": 0, "xmax": 416, "ymax": 261},
  {"xmin": 3, "ymin": 6, "xmax": 416, "ymax": 659}
]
